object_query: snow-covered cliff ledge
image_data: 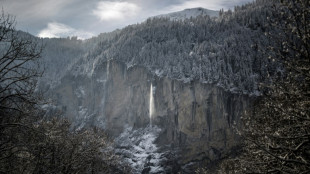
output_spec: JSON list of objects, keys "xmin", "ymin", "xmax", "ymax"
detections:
[{"xmin": 49, "ymin": 60, "xmax": 252, "ymax": 170}]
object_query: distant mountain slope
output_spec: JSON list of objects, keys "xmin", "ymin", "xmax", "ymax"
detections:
[
  {"xmin": 155, "ymin": 7, "xmax": 219, "ymax": 20},
  {"xmin": 32, "ymin": 1, "xmax": 285, "ymax": 171},
  {"xmin": 67, "ymin": 0, "xmax": 278, "ymax": 95},
  {"xmin": 37, "ymin": 1, "xmax": 279, "ymax": 95}
]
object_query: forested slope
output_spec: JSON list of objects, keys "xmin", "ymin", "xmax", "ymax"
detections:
[{"xmin": 63, "ymin": 0, "xmax": 279, "ymax": 96}]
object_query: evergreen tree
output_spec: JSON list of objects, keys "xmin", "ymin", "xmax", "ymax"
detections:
[{"xmin": 218, "ymin": 1, "xmax": 310, "ymax": 173}]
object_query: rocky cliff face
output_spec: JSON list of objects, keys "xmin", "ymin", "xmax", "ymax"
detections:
[{"xmin": 51, "ymin": 60, "xmax": 250, "ymax": 169}]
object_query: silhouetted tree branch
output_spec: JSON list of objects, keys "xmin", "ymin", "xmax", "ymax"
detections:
[
  {"xmin": 0, "ymin": 11, "xmax": 126, "ymax": 174},
  {"xmin": 0, "ymin": 11, "xmax": 43, "ymax": 116}
]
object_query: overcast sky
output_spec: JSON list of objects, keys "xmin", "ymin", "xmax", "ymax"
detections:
[{"xmin": 1, "ymin": 0, "xmax": 253, "ymax": 39}]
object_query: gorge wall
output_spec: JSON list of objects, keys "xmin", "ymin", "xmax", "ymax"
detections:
[{"xmin": 51, "ymin": 60, "xmax": 251, "ymax": 167}]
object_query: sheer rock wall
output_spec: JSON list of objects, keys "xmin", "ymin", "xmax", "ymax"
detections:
[{"xmin": 53, "ymin": 60, "xmax": 250, "ymax": 164}]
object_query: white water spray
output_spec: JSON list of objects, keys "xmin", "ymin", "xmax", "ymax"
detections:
[{"xmin": 149, "ymin": 84, "xmax": 155, "ymax": 126}]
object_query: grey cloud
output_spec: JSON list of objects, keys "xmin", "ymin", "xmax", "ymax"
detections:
[{"xmin": 1, "ymin": 0, "xmax": 253, "ymax": 38}]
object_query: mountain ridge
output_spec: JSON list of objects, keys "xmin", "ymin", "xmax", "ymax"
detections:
[
  {"xmin": 154, "ymin": 7, "xmax": 219, "ymax": 20},
  {"xmin": 34, "ymin": 0, "xmax": 278, "ymax": 172}
]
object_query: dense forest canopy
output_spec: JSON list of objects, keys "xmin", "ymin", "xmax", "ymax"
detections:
[
  {"xmin": 36, "ymin": 0, "xmax": 279, "ymax": 96},
  {"xmin": 1, "ymin": 0, "xmax": 309, "ymax": 173}
]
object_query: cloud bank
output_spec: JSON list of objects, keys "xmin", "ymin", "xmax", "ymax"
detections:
[
  {"xmin": 2, "ymin": 0, "xmax": 254, "ymax": 39},
  {"xmin": 38, "ymin": 22, "xmax": 94, "ymax": 40}
]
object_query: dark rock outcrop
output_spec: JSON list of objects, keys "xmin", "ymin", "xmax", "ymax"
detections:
[{"xmin": 52, "ymin": 60, "xmax": 250, "ymax": 168}]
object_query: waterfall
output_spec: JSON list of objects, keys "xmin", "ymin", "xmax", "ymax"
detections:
[
  {"xmin": 106, "ymin": 60, "xmax": 110, "ymax": 78},
  {"xmin": 149, "ymin": 84, "xmax": 155, "ymax": 126}
]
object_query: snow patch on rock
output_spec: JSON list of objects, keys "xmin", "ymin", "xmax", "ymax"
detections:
[{"xmin": 115, "ymin": 125, "xmax": 164, "ymax": 174}]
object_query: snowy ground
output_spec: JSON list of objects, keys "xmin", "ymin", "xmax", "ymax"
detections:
[{"xmin": 114, "ymin": 125, "xmax": 165, "ymax": 174}]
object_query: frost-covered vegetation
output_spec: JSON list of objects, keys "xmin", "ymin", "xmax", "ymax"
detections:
[
  {"xmin": 39, "ymin": 0, "xmax": 279, "ymax": 95},
  {"xmin": 198, "ymin": 0, "xmax": 310, "ymax": 173},
  {"xmin": 0, "ymin": 12, "xmax": 125, "ymax": 174},
  {"xmin": 2, "ymin": 0, "xmax": 308, "ymax": 173}
]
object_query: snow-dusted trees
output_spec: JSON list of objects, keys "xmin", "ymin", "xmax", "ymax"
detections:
[
  {"xmin": 217, "ymin": 0, "xmax": 310, "ymax": 173},
  {"xmin": 0, "ymin": 12, "xmax": 124, "ymax": 174},
  {"xmin": 72, "ymin": 0, "xmax": 277, "ymax": 95},
  {"xmin": 18, "ymin": 118, "xmax": 122, "ymax": 173},
  {"xmin": 39, "ymin": 37, "xmax": 85, "ymax": 87}
]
